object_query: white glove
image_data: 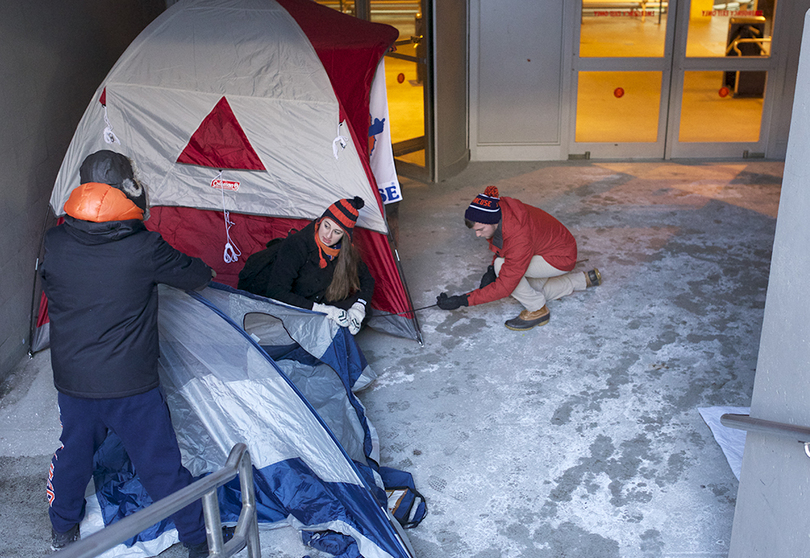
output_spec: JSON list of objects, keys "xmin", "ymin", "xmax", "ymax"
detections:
[
  {"xmin": 312, "ymin": 302, "xmax": 349, "ymax": 327},
  {"xmin": 347, "ymin": 301, "xmax": 366, "ymax": 335}
]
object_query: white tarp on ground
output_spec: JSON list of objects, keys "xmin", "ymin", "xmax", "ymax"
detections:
[{"xmin": 698, "ymin": 406, "xmax": 749, "ymax": 481}]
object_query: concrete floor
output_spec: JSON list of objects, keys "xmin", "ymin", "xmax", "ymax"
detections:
[{"xmin": 0, "ymin": 160, "xmax": 783, "ymax": 557}]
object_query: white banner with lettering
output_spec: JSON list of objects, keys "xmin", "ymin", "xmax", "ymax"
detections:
[{"xmin": 368, "ymin": 58, "xmax": 402, "ymax": 205}]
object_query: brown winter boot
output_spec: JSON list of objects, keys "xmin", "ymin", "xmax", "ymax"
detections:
[
  {"xmin": 504, "ymin": 305, "xmax": 550, "ymax": 331},
  {"xmin": 585, "ymin": 268, "xmax": 602, "ymax": 288}
]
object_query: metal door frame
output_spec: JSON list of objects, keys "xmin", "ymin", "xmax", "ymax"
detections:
[
  {"xmin": 666, "ymin": 1, "xmax": 778, "ymax": 158},
  {"xmin": 569, "ymin": 0, "xmax": 781, "ymax": 159},
  {"xmin": 360, "ymin": 0, "xmax": 434, "ymax": 180},
  {"xmin": 569, "ymin": 0, "xmax": 680, "ymax": 159},
  {"xmin": 383, "ymin": 0, "xmax": 434, "ymax": 181}
]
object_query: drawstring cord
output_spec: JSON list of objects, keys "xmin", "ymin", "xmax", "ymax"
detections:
[
  {"xmin": 372, "ymin": 303, "xmax": 437, "ymax": 318},
  {"xmin": 332, "ymin": 122, "xmax": 348, "ymax": 159},
  {"xmin": 102, "ymin": 105, "xmax": 120, "ymax": 145}
]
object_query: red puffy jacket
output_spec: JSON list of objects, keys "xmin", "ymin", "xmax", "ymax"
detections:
[{"xmin": 466, "ymin": 197, "xmax": 577, "ymax": 306}]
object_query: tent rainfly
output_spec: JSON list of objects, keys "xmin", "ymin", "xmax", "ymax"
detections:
[{"xmin": 79, "ymin": 283, "xmax": 422, "ymax": 557}]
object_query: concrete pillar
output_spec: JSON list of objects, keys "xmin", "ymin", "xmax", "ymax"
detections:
[{"xmin": 728, "ymin": 9, "xmax": 810, "ymax": 557}]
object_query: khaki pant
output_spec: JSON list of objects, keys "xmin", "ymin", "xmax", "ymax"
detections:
[{"xmin": 494, "ymin": 255, "xmax": 587, "ymax": 312}]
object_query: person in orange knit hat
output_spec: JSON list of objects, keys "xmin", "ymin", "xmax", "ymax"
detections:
[
  {"xmin": 40, "ymin": 150, "xmax": 217, "ymax": 556},
  {"xmin": 436, "ymin": 186, "xmax": 601, "ymax": 330},
  {"xmin": 262, "ymin": 196, "xmax": 375, "ymax": 335}
]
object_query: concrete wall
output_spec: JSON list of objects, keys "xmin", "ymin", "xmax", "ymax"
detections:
[
  {"xmin": 470, "ymin": 0, "xmax": 571, "ymax": 161},
  {"xmin": 728, "ymin": 10, "xmax": 810, "ymax": 557},
  {"xmin": 0, "ymin": 1, "xmax": 163, "ymax": 380}
]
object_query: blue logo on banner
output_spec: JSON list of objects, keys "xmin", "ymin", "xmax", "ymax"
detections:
[{"xmin": 368, "ymin": 117, "xmax": 386, "ymax": 157}]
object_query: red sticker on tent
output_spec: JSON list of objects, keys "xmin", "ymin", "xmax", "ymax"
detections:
[{"xmin": 212, "ymin": 178, "xmax": 240, "ymax": 191}]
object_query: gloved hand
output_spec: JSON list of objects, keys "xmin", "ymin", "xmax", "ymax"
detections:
[
  {"xmin": 312, "ymin": 302, "xmax": 350, "ymax": 327},
  {"xmin": 347, "ymin": 301, "xmax": 366, "ymax": 335},
  {"xmin": 436, "ymin": 292, "xmax": 469, "ymax": 310},
  {"xmin": 479, "ymin": 265, "xmax": 496, "ymax": 289}
]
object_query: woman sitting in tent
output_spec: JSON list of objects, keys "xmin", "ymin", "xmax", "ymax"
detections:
[{"xmin": 257, "ymin": 197, "xmax": 374, "ymax": 335}]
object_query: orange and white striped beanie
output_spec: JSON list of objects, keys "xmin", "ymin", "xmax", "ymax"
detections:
[{"xmin": 320, "ymin": 196, "xmax": 365, "ymax": 239}]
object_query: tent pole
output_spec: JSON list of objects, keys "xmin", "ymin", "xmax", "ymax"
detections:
[{"xmin": 387, "ymin": 228, "xmax": 424, "ymax": 346}]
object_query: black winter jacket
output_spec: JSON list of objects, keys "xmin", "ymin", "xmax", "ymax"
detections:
[
  {"xmin": 264, "ymin": 221, "xmax": 374, "ymax": 310},
  {"xmin": 41, "ymin": 216, "xmax": 211, "ymax": 399}
]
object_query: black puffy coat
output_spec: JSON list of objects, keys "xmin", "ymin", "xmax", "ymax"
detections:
[
  {"xmin": 41, "ymin": 216, "xmax": 211, "ymax": 399},
  {"xmin": 263, "ymin": 221, "xmax": 374, "ymax": 310}
]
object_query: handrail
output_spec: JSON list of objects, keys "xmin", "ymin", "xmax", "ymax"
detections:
[
  {"xmin": 58, "ymin": 443, "xmax": 261, "ymax": 558},
  {"xmin": 721, "ymin": 414, "xmax": 810, "ymax": 458},
  {"xmin": 726, "ymin": 36, "xmax": 771, "ymax": 56}
]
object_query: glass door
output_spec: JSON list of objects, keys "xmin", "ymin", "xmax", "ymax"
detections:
[
  {"xmin": 375, "ymin": 1, "xmax": 430, "ymax": 175},
  {"xmin": 572, "ymin": 0, "xmax": 779, "ymax": 159},
  {"xmin": 572, "ymin": 1, "xmax": 677, "ymax": 158},
  {"xmin": 667, "ymin": 0, "xmax": 778, "ymax": 158}
]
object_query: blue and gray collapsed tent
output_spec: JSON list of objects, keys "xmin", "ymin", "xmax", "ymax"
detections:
[{"xmin": 81, "ymin": 283, "xmax": 423, "ymax": 558}]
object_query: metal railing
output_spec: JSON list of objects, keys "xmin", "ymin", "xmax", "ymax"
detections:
[
  {"xmin": 726, "ymin": 37, "xmax": 772, "ymax": 56},
  {"xmin": 721, "ymin": 413, "xmax": 810, "ymax": 458},
  {"xmin": 59, "ymin": 443, "xmax": 260, "ymax": 558}
]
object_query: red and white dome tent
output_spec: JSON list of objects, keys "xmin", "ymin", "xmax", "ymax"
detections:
[{"xmin": 36, "ymin": 0, "xmax": 422, "ymax": 351}]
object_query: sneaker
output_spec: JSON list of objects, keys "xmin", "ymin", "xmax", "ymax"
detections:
[
  {"xmin": 504, "ymin": 305, "xmax": 550, "ymax": 331},
  {"xmin": 585, "ymin": 268, "xmax": 601, "ymax": 288},
  {"xmin": 186, "ymin": 526, "xmax": 236, "ymax": 558},
  {"xmin": 51, "ymin": 524, "xmax": 79, "ymax": 552},
  {"xmin": 186, "ymin": 540, "xmax": 208, "ymax": 558}
]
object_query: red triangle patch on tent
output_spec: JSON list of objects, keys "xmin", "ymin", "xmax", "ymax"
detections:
[{"xmin": 177, "ymin": 96, "xmax": 266, "ymax": 171}]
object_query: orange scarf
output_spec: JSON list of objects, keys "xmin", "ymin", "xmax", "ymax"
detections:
[{"xmin": 314, "ymin": 221, "xmax": 341, "ymax": 269}]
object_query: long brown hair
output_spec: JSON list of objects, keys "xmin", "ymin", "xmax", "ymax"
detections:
[{"xmin": 325, "ymin": 240, "xmax": 361, "ymax": 302}]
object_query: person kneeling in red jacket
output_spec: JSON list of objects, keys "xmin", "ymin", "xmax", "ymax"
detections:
[{"xmin": 436, "ymin": 186, "xmax": 601, "ymax": 331}]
